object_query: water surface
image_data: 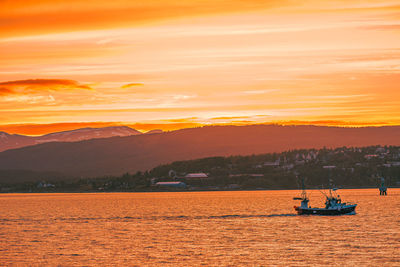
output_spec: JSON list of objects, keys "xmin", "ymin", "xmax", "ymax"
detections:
[{"xmin": 1, "ymin": 189, "xmax": 399, "ymax": 266}]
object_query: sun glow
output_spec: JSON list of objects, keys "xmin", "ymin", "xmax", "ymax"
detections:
[{"xmin": 1, "ymin": 0, "xmax": 400, "ymax": 134}]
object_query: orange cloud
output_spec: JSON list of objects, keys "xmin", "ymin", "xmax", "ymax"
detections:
[
  {"xmin": 4, "ymin": 0, "xmax": 399, "ymax": 39},
  {"xmin": 121, "ymin": 83, "xmax": 144, "ymax": 89},
  {"xmin": 210, "ymin": 116, "xmax": 256, "ymax": 121},
  {"xmin": 0, "ymin": 87, "xmax": 14, "ymax": 96},
  {"xmin": 0, "ymin": 79, "xmax": 92, "ymax": 95},
  {"xmin": 362, "ymin": 24, "xmax": 400, "ymax": 31},
  {"xmin": 1, "ymin": 1, "xmax": 400, "ymax": 129},
  {"xmin": 1, "ymin": 0, "xmax": 289, "ymax": 38}
]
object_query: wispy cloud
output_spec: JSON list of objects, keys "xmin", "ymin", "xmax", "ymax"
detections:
[
  {"xmin": 121, "ymin": 83, "xmax": 144, "ymax": 89},
  {"xmin": 2, "ymin": 95, "xmax": 56, "ymax": 104},
  {"xmin": 172, "ymin": 94, "xmax": 196, "ymax": 100},
  {"xmin": 1, "ymin": 0, "xmax": 289, "ymax": 38},
  {"xmin": 242, "ymin": 89, "xmax": 278, "ymax": 95},
  {"xmin": 0, "ymin": 87, "xmax": 14, "ymax": 96},
  {"xmin": 0, "ymin": 79, "xmax": 92, "ymax": 95}
]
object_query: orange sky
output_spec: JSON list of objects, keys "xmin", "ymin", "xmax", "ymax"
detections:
[{"xmin": 1, "ymin": 0, "xmax": 400, "ymax": 135}]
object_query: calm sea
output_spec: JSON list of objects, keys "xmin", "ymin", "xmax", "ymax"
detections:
[{"xmin": 1, "ymin": 189, "xmax": 399, "ymax": 266}]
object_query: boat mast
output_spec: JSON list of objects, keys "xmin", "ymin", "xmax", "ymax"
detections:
[
  {"xmin": 300, "ymin": 176, "xmax": 307, "ymax": 200},
  {"xmin": 379, "ymin": 177, "xmax": 387, "ymax": 195}
]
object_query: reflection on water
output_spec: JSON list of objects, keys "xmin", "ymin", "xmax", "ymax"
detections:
[{"xmin": 0, "ymin": 189, "xmax": 399, "ymax": 266}]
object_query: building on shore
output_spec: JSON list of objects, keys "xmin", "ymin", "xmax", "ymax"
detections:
[
  {"xmin": 184, "ymin": 173, "xmax": 208, "ymax": 179},
  {"xmin": 155, "ymin": 181, "xmax": 187, "ymax": 188}
]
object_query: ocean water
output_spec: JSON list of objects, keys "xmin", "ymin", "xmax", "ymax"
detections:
[{"xmin": 0, "ymin": 189, "xmax": 399, "ymax": 266}]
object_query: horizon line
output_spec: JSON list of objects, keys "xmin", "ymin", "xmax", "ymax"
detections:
[{"xmin": 1, "ymin": 120, "xmax": 399, "ymax": 136}]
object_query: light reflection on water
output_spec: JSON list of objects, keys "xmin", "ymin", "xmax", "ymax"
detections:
[{"xmin": 0, "ymin": 189, "xmax": 399, "ymax": 266}]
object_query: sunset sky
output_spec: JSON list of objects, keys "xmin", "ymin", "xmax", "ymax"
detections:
[{"xmin": 1, "ymin": 0, "xmax": 400, "ymax": 135}]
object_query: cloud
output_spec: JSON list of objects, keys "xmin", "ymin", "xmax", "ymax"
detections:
[
  {"xmin": 0, "ymin": 87, "xmax": 14, "ymax": 96},
  {"xmin": 160, "ymin": 117, "xmax": 198, "ymax": 123},
  {"xmin": 172, "ymin": 94, "xmax": 196, "ymax": 100},
  {"xmin": 2, "ymin": 95, "xmax": 56, "ymax": 104},
  {"xmin": 362, "ymin": 24, "xmax": 400, "ymax": 31},
  {"xmin": 121, "ymin": 83, "xmax": 144, "ymax": 89},
  {"xmin": 0, "ymin": 79, "xmax": 92, "ymax": 95},
  {"xmin": 210, "ymin": 116, "xmax": 254, "ymax": 121},
  {"xmin": 242, "ymin": 89, "xmax": 278, "ymax": 95},
  {"xmin": 1, "ymin": 0, "xmax": 289, "ymax": 38}
]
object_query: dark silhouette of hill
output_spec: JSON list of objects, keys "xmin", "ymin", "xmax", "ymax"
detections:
[
  {"xmin": 0, "ymin": 169, "xmax": 66, "ymax": 184},
  {"xmin": 0, "ymin": 125, "xmax": 400, "ymax": 179}
]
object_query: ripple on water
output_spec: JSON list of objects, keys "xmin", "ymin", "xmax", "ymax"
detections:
[{"xmin": 0, "ymin": 189, "xmax": 399, "ymax": 266}]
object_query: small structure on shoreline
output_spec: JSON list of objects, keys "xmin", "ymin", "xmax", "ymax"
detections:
[
  {"xmin": 155, "ymin": 181, "xmax": 187, "ymax": 189},
  {"xmin": 184, "ymin": 173, "xmax": 208, "ymax": 179},
  {"xmin": 379, "ymin": 177, "xmax": 387, "ymax": 195}
]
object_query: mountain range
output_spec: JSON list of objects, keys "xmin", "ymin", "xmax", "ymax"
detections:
[
  {"xmin": 0, "ymin": 126, "xmax": 142, "ymax": 152},
  {"xmin": 1, "ymin": 124, "xmax": 400, "ymax": 182}
]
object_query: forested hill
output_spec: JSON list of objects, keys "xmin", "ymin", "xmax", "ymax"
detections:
[
  {"xmin": 148, "ymin": 145, "xmax": 400, "ymax": 189},
  {"xmin": 1, "ymin": 124, "xmax": 400, "ymax": 178},
  {"xmin": 3, "ymin": 145, "xmax": 399, "ymax": 192}
]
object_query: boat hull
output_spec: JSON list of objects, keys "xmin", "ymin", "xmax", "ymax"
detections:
[{"xmin": 294, "ymin": 205, "xmax": 356, "ymax": 215}]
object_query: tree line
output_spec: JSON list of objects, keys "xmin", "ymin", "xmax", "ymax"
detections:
[{"xmin": 1, "ymin": 145, "xmax": 399, "ymax": 192}]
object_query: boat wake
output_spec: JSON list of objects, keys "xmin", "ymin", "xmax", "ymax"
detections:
[
  {"xmin": 1, "ymin": 214, "xmax": 298, "ymax": 224},
  {"xmin": 208, "ymin": 214, "xmax": 296, "ymax": 219},
  {"xmin": 60, "ymin": 214, "xmax": 297, "ymax": 222},
  {"xmin": 121, "ymin": 214, "xmax": 297, "ymax": 221}
]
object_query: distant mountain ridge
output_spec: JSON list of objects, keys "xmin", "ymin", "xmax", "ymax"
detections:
[
  {"xmin": 0, "ymin": 126, "xmax": 141, "ymax": 152},
  {"xmin": 0, "ymin": 132, "xmax": 33, "ymax": 152},
  {"xmin": 145, "ymin": 129, "xmax": 164, "ymax": 134},
  {"xmin": 1, "ymin": 124, "xmax": 400, "ymax": 181}
]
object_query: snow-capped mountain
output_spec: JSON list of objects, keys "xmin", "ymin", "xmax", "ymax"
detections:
[
  {"xmin": 0, "ymin": 126, "xmax": 142, "ymax": 152},
  {"xmin": 145, "ymin": 129, "xmax": 164, "ymax": 134},
  {"xmin": 0, "ymin": 132, "xmax": 35, "ymax": 152},
  {"xmin": 38, "ymin": 126, "xmax": 142, "ymax": 142}
]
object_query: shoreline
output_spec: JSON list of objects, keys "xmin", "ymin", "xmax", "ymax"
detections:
[{"xmin": 1, "ymin": 186, "xmax": 399, "ymax": 194}]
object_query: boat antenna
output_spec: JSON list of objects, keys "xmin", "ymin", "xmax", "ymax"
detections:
[
  {"xmin": 319, "ymin": 189, "xmax": 328, "ymax": 197},
  {"xmin": 296, "ymin": 175, "xmax": 308, "ymax": 200},
  {"xmin": 300, "ymin": 176, "xmax": 307, "ymax": 200},
  {"xmin": 293, "ymin": 175, "xmax": 308, "ymax": 200}
]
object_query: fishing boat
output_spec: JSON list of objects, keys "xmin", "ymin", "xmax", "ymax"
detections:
[{"xmin": 293, "ymin": 179, "xmax": 357, "ymax": 215}]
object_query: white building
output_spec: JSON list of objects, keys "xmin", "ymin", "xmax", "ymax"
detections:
[
  {"xmin": 184, "ymin": 173, "xmax": 208, "ymax": 179},
  {"xmin": 323, "ymin": 165, "xmax": 336, "ymax": 169},
  {"xmin": 229, "ymin": 174, "xmax": 264, "ymax": 178},
  {"xmin": 263, "ymin": 159, "xmax": 280, "ymax": 167},
  {"xmin": 364, "ymin": 154, "xmax": 378, "ymax": 160},
  {"xmin": 155, "ymin": 181, "xmax": 187, "ymax": 188}
]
